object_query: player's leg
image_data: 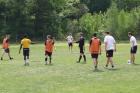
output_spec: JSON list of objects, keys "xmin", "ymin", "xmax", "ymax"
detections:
[
  {"xmin": 49, "ymin": 52, "xmax": 52, "ymax": 64},
  {"xmin": 45, "ymin": 51, "xmax": 49, "ymax": 65},
  {"xmin": 1, "ymin": 49, "xmax": 5, "ymax": 60},
  {"xmin": 109, "ymin": 57, "xmax": 114, "ymax": 68},
  {"xmin": 7, "ymin": 48, "xmax": 13, "ymax": 60},
  {"xmin": 23, "ymin": 49, "xmax": 27, "ymax": 66},
  {"xmin": 83, "ymin": 53, "xmax": 86, "ymax": 63}
]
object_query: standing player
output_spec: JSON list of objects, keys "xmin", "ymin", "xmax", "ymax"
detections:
[
  {"xmin": 104, "ymin": 32, "xmax": 116, "ymax": 68},
  {"xmin": 1, "ymin": 34, "xmax": 13, "ymax": 60},
  {"xmin": 45, "ymin": 35, "xmax": 55, "ymax": 65},
  {"xmin": 66, "ymin": 33, "xmax": 73, "ymax": 52},
  {"xmin": 128, "ymin": 32, "xmax": 138, "ymax": 64},
  {"xmin": 89, "ymin": 33, "xmax": 101, "ymax": 70},
  {"xmin": 19, "ymin": 35, "xmax": 31, "ymax": 66},
  {"xmin": 75, "ymin": 33, "xmax": 86, "ymax": 63}
]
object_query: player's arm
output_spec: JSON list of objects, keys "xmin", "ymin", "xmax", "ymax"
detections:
[
  {"xmin": 99, "ymin": 41, "xmax": 102, "ymax": 55},
  {"xmin": 105, "ymin": 42, "xmax": 107, "ymax": 51},
  {"xmin": 114, "ymin": 39, "xmax": 116, "ymax": 52},
  {"xmin": 19, "ymin": 44, "xmax": 22, "ymax": 54}
]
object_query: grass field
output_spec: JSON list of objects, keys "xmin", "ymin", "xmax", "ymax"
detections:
[{"xmin": 0, "ymin": 43, "xmax": 139, "ymax": 93}]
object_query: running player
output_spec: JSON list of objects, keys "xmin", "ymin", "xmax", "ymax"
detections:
[
  {"xmin": 75, "ymin": 33, "xmax": 86, "ymax": 63},
  {"xmin": 1, "ymin": 34, "xmax": 13, "ymax": 61},
  {"xmin": 66, "ymin": 33, "xmax": 73, "ymax": 52},
  {"xmin": 45, "ymin": 35, "xmax": 55, "ymax": 65},
  {"xmin": 89, "ymin": 33, "xmax": 101, "ymax": 70},
  {"xmin": 19, "ymin": 35, "xmax": 31, "ymax": 66},
  {"xmin": 128, "ymin": 32, "xmax": 138, "ymax": 64},
  {"xmin": 104, "ymin": 32, "xmax": 116, "ymax": 68}
]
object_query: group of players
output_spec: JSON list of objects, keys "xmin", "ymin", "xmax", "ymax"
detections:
[{"xmin": 0, "ymin": 32, "xmax": 138, "ymax": 70}]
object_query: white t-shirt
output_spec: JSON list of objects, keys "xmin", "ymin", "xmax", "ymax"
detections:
[
  {"xmin": 67, "ymin": 36, "xmax": 73, "ymax": 43},
  {"xmin": 130, "ymin": 36, "xmax": 137, "ymax": 47},
  {"xmin": 104, "ymin": 35, "xmax": 116, "ymax": 50}
]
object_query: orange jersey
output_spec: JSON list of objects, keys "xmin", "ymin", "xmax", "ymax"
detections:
[
  {"xmin": 45, "ymin": 40, "xmax": 54, "ymax": 52},
  {"xmin": 89, "ymin": 37, "xmax": 101, "ymax": 54},
  {"xmin": 2, "ymin": 38, "xmax": 9, "ymax": 49}
]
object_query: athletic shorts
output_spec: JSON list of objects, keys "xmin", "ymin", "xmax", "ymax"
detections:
[
  {"xmin": 106, "ymin": 50, "xmax": 114, "ymax": 57},
  {"xmin": 80, "ymin": 47, "xmax": 84, "ymax": 54},
  {"xmin": 131, "ymin": 46, "xmax": 137, "ymax": 54},
  {"xmin": 23, "ymin": 48, "xmax": 29, "ymax": 56},
  {"xmin": 91, "ymin": 54, "xmax": 99, "ymax": 59},
  {"xmin": 45, "ymin": 51, "xmax": 52, "ymax": 57},
  {"xmin": 4, "ymin": 48, "xmax": 9, "ymax": 53},
  {"xmin": 68, "ymin": 43, "xmax": 73, "ymax": 47}
]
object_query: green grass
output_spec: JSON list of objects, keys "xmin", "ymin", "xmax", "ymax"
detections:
[{"xmin": 0, "ymin": 43, "xmax": 139, "ymax": 93}]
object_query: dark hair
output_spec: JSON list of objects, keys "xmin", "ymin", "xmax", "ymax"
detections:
[
  {"xmin": 105, "ymin": 31, "xmax": 110, "ymax": 34},
  {"xmin": 47, "ymin": 35, "xmax": 52, "ymax": 39},
  {"xmin": 24, "ymin": 34, "xmax": 28, "ymax": 38},
  {"xmin": 128, "ymin": 32, "xmax": 132, "ymax": 35},
  {"xmin": 93, "ymin": 33, "xmax": 97, "ymax": 37}
]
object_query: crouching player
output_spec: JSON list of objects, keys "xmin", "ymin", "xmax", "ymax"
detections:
[
  {"xmin": 45, "ymin": 35, "xmax": 55, "ymax": 65},
  {"xmin": 89, "ymin": 33, "xmax": 101, "ymax": 70},
  {"xmin": 19, "ymin": 35, "xmax": 31, "ymax": 66}
]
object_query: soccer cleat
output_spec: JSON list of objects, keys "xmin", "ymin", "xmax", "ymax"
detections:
[
  {"xmin": 76, "ymin": 61, "xmax": 80, "ymax": 63},
  {"xmin": 10, "ymin": 57, "xmax": 13, "ymax": 60},
  {"xmin": 112, "ymin": 65, "xmax": 114, "ymax": 68}
]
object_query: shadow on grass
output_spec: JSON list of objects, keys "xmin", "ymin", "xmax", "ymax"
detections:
[
  {"xmin": 106, "ymin": 68, "xmax": 120, "ymax": 71},
  {"xmin": 93, "ymin": 69, "xmax": 104, "ymax": 72}
]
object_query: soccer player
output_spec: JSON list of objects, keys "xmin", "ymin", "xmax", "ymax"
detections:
[
  {"xmin": 89, "ymin": 33, "xmax": 101, "ymax": 70},
  {"xmin": 45, "ymin": 35, "xmax": 55, "ymax": 65},
  {"xmin": 104, "ymin": 32, "xmax": 116, "ymax": 68},
  {"xmin": 75, "ymin": 33, "xmax": 86, "ymax": 63},
  {"xmin": 128, "ymin": 32, "xmax": 138, "ymax": 64},
  {"xmin": 66, "ymin": 33, "xmax": 73, "ymax": 52},
  {"xmin": 19, "ymin": 35, "xmax": 31, "ymax": 66},
  {"xmin": 1, "ymin": 34, "xmax": 13, "ymax": 60}
]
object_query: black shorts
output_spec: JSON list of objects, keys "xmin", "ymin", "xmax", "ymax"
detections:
[
  {"xmin": 106, "ymin": 50, "xmax": 114, "ymax": 57},
  {"xmin": 68, "ymin": 43, "xmax": 73, "ymax": 47},
  {"xmin": 23, "ymin": 48, "xmax": 29, "ymax": 56},
  {"xmin": 131, "ymin": 46, "xmax": 137, "ymax": 54},
  {"xmin": 4, "ymin": 48, "xmax": 9, "ymax": 53},
  {"xmin": 91, "ymin": 54, "xmax": 99, "ymax": 59},
  {"xmin": 80, "ymin": 47, "xmax": 84, "ymax": 54},
  {"xmin": 45, "ymin": 51, "xmax": 52, "ymax": 57}
]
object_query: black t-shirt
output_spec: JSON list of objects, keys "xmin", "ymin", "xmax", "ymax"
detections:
[{"xmin": 76, "ymin": 36, "xmax": 85, "ymax": 48}]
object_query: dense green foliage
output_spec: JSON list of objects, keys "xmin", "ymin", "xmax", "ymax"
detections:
[{"xmin": 0, "ymin": 0, "xmax": 140, "ymax": 41}]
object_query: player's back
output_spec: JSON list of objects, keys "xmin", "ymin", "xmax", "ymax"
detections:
[{"xmin": 21, "ymin": 38, "xmax": 31, "ymax": 48}]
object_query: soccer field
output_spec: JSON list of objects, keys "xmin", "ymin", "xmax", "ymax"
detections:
[{"xmin": 0, "ymin": 43, "xmax": 139, "ymax": 93}]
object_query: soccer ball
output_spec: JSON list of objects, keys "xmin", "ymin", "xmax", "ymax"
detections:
[{"xmin": 127, "ymin": 60, "xmax": 131, "ymax": 64}]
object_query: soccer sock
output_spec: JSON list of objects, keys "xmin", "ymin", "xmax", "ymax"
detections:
[
  {"xmin": 83, "ymin": 55, "xmax": 86, "ymax": 62},
  {"xmin": 78, "ymin": 55, "xmax": 82, "ymax": 62}
]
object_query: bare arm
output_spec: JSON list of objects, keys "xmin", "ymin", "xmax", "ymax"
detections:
[{"xmin": 19, "ymin": 44, "xmax": 22, "ymax": 54}]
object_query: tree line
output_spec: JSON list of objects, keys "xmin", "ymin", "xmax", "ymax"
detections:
[{"xmin": 0, "ymin": 0, "xmax": 140, "ymax": 41}]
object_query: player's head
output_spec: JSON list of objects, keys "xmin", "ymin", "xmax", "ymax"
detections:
[
  {"xmin": 24, "ymin": 34, "xmax": 28, "ymax": 38},
  {"xmin": 128, "ymin": 32, "xmax": 132, "ymax": 37},
  {"xmin": 93, "ymin": 33, "xmax": 97, "ymax": 37},
  {"xmin": 69, "ymin": 33, "xmax": 72, "ymax": 36},
  {"xmin": 47, "ymin": 35, "xmax": 52, "ymax": 40},
  {"xmin": 103, "ymin": 31, "xmax": 110, "ymax": 36},
  {"xmin": 80, "ymin": 32, "xmax": 83, "ymax": 37},
  {"xmin": 5, "ymin": 34, "xmax": 10, "ymax": 39}
]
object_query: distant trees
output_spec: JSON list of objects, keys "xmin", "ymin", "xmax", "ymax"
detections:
[{"xmin": 0, "ymin": 0, "xmax": 140, "ymax": 41}]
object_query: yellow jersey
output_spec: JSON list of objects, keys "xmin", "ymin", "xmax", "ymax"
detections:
[{"xmin": 21, "ymin": 38, "xmax": 31, "ymax": 48}]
